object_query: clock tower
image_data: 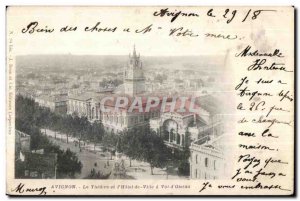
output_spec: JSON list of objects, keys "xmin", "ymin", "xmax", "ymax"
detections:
[{"xmin": 124, "ymin": 45, "xmax": 145, "ymax": 96}]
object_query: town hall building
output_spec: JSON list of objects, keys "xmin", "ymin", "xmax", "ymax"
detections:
[{"xmin": 67, "ymin": 46, "xmax": 160, "ymax": 133}]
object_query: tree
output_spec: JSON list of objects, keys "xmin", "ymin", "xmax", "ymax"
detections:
[
  {"xmin": 89, "ymin": 121, "xmax": 105, "ymax": 151},
  {"xmin": 122, "ymin": 128, "xmax": 143, "ymax": 167},
  {"xmin": 102, "ymin": 132, "xmax": 118, "ymax": 160},
  {"xmin": 64, "ymin": 115, "xmax": 75, "ymax": 143},
  {"xmin": 56, "ymin": 148, "xmax": 82, "ymax": 178},
  {"xmin": 122, "ymin": 125, "xmax": 169, "ymax": 175},
  {"xmin": 15, "ymin": 95, "xmax": 83, "ymax": 179},
  {"xmin": 50, "ymin": 113, "xmax": 60, "ymax": 139},
  {"xmin": 142, "ymin": 130, "xmax": 169, "ymax": 175},
  {"xmin": 35, "ymin": 107, "xmax": 50, "ymax": 134},
  {"xmin": 177, "ymin": 145, "xmax": 190, "ymax": 176},
  {"xmin": 78, "ymin": 117, "xmax": 89, "ymax": 148}
]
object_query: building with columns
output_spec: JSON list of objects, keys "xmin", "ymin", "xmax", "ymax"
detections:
[{"xmin": 149, "ymin": 100, "xmax": 224, "ymax": 150}]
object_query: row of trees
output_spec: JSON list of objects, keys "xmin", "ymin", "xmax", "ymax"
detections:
[
  {"xmin": 15, "ymin": 95, "xmax": 82, "ymax": 178},
  {"xmin": 109, "ymin": 124, "xmax": 191, "ymax": 176},
  {"xmin": 16, "ymin": 95, "xmax": 105, "ymax": 147},
  {"xmin": 16, "ymin": 95, "xmax": 191, "ymax": 176},
  {"xmin": 120, "ymin": 125, "xmax": 171, "ymax": 175}
]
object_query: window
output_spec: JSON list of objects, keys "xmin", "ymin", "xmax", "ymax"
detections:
[
  {"xmin": 195, "ymin": 155, "xmax": 198, "ymax": 164},
  {"xmin": 205, "ymin": 158, "xmax": 209, "ymax": 167},
  {"xmin": 214, "ymin": 160, "xmax": 216, "ymax": 170},
  {"xmin": 195, "ymin": 169, "xmax": 198, "ymax": 179}
]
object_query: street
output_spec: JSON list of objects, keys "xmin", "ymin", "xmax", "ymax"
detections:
[{"xmin": 43, "ymin": 129, "xmax": 189, "ymax": 180}]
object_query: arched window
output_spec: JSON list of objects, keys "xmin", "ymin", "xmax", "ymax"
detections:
[
  {"xmin": 170, "ymin": 131, "xmax": 173, "ymax": 142},
  {"xmin": 214, "ymin": 160, "xmax": 216, "ymax": 170},
  {"xmin": 176, "ymin": 133, "xmax": 180, "ymax": 144},
  {"xmin": 173, "ymin": 131, "xmax": 176, "ymax": 141},
  {"xmin": 196, "ymin": 155, "xmax": 198, "ymax": 164}
]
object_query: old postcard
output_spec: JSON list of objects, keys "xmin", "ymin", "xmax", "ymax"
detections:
[{"xmin": 6, "ymin": 6, "xmax": 294, "ymax": 196}]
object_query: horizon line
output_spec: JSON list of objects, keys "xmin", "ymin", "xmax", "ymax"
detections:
[{"xmin": 16, "ymin": 53, "xmax": 224, "ymax": 57}]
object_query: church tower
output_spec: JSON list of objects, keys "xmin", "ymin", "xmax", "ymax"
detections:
[{"xmin": 124, "ymin": 45, "xmax": 145, "ymax": 96}]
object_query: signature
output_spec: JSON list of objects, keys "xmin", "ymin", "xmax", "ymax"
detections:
[{"xmin": 12, "ymin": 183, "xmax": 47, "ymax": 195}]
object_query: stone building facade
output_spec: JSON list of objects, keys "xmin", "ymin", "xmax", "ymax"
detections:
[
  {"xmin": 189, "ymin": 135, "xmax": 227, "ymax": 180},
  {"xmin": 67, "ymin": 47, "xmax": 159, "ymax": 133},
  {"xmin": 123, "ymin": 45, "xmax": 145, "ymax": 96}
]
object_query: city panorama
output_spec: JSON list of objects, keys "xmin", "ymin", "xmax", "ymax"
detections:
[{"xmin": 15, "ymin": 45, "xmax": 232, "ymax": 180}]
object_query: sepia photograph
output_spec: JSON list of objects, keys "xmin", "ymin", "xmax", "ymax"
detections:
[
  {"xmin": 15, "ymin": 45, "xmax": 232, "ymax": 180},
  {"xmin": 6, "ymin": 6, "xmax": 294, "ymax": 196}
]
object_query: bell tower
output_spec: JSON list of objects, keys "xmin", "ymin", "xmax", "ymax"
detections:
[{"xmin": 124, "ymin": 45, "xmax": 145, "ymax": 96}]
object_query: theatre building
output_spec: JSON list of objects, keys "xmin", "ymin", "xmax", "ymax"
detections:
[{"xmin": 150, "ymin": 100, "xmax": 224, "ymax": 150}]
